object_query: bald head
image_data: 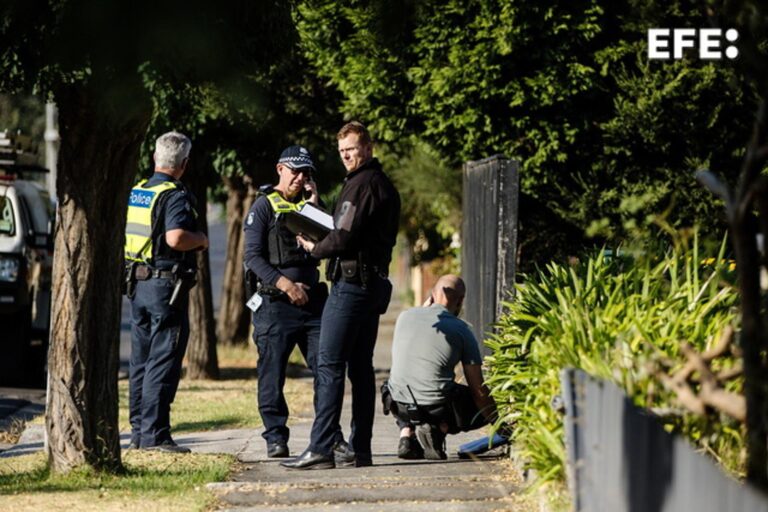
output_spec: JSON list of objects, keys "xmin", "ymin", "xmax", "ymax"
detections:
[{"xmin": 431, "ymin": 274, "xmax": 466, "ymax": 315}]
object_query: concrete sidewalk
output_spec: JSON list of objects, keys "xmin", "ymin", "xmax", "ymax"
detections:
[{"xmin": 204, "ymin": 302, "xmax": 518, "ymax": 511}]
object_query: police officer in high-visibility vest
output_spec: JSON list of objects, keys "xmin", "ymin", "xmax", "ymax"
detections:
[
  {"xmin": 243, "ymin": 145, "xmax": 345, "ymax": 458},
  {"xmin": 124, "ymin": 131, "xmax": 208, "ymax": 453}
]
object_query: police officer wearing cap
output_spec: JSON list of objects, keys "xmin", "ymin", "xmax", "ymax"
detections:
[
  {"xmin": 243, "ymin": 145, "xmax": 346, "ymax": 458},
  {"xmin": 283, "ymin": 121, "xmax": 401, "ymax": 470},
  {"xmin": 124, "ymin": 131, "xmax": 208, "ymax": 453}
]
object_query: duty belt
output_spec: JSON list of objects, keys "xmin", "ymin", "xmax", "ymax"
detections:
[{"xmin": 135, "ymin": 265, "xmax": 175, "ymax": 280}]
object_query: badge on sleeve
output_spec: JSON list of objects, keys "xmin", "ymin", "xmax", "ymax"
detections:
[{"xmin": 246, "ymin": 212, "xmax": 255, "ymax": 226}]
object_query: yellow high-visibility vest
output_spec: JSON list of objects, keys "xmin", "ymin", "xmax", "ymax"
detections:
[
  {"xmin": 124, "ymin": 179, "xmax": 178, "ymax": 263},
  {"xmin": 266, "ymin": 191, "xmax": 306, "ymax": 213}
]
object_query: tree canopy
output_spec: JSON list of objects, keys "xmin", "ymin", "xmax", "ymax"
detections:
[{"xmin": 296, "ymin": 0, "xmax": 761, "ymax": 260}]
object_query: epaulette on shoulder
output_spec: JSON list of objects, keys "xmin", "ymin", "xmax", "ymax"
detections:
[{"xmin": 258, "ymin": 184, "xmax": 275, "ymax": 195}]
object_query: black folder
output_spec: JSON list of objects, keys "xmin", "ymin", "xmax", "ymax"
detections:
[{"xmin": 283, "ymin": 203, "xmax": 334, "ymax": 242}]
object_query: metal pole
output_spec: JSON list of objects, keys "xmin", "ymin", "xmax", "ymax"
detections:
[
  {"xmin": 43, "ymin": 102, "xmax": 59, "ymax": 454},
  {"xmin": 44, "ymin": 102, "xmax": 59, "ymax": 202}
]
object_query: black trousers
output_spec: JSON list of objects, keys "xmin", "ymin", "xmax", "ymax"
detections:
[
  {"xmin": 308, "ymin": 277, "xmax": 392, "ymax": 456},
  {"xmin": 129, "ymin": 277, "xmax": 189, "ymax": 448},
  {"xmin": 382, "ymin": 381, "xmax": 489, "ymax": 435},
  {"xmin": 252, "ymin": 285, "xmax": 345, "ymax": 445}
]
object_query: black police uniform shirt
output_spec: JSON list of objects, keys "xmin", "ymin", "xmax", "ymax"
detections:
[
  {"xmin": 243, "ymin": 193, "xmax": 320, "ymax": 288},
  {"xmin": 145, "ymin": 172, "xmax": 198, "ymax": 271},
  {"xmin": 310, "ymin": 158, "xmax": 400, "ymax": 269}
]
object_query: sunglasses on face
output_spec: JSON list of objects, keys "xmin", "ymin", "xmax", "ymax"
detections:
[{"xmin": 283, "ymin": 165, "xmax": 313, "ymax": 177}]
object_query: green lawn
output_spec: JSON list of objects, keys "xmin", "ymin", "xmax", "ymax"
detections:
[{"xmin": 0, "ymin": 342, "xmax": 315, "ymax": 511}]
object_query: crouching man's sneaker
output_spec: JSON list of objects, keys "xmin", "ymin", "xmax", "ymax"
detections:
[
  {"xmin": 416, "ymin": 424, "xmax": 446, "ymax": 460},
  {"xmin": 397, "ymin": 435, "xmax": 425, "ymax": 460}
]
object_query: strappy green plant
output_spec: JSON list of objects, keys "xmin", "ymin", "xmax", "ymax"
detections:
[{"xmin": 486, "ymin": 233, "xmax": 741, "ymax": 483}]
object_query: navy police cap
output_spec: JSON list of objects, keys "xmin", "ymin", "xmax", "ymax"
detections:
[{"xmin": 278, "ymin": 145, "xmax": 316, "ymax": 171}]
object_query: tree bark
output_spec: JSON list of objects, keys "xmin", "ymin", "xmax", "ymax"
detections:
[
  {"xmin": 699, "ymin": 100, "xmax": 768, "ymax": 489},
  {"xmin": 46, "ymin": 86, "xmax": 151, "ymax": 474},
  {"xmin": 184, "ymin": 156, "xmax": 219, "ymax": 380},
  {"xmin": 216, "ymin": 175, "xmax": 255, "ymax": 346}
]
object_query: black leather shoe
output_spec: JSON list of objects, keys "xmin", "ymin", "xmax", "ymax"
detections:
[
  {"xmin": 332, "ymin": 439, "xmax": 349, "ymax": 456},
  {"xmin": 144, "ymin": 439, "xmax": 191, "ymax": 454},
  {"xmin": 397, "ymin": 436, "xmax": 425, "ymax": 460},
  {"xmin": 281, "ymin": 449, "xmax": 335, "ymax": 470},
  {"xmin": 335, "ymin": 447, "xmax": 373, "ymax": 467},
  {"xmin": 267, "ymin": 442, "xmax": 289, "ymax": 458}
]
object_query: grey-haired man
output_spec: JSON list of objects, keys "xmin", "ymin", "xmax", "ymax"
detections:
[{"xmin": 125, "ymin": 131, "xmax": 208, "ymax": 453}]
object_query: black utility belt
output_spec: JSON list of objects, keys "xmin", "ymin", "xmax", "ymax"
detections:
[
  {"xmin": 258, "ymin": 285, "xmax": 285, "ymax": 297},
  {"xmin": 134, "ymin": 265, "xmax": 175, "ymax": 280},
  {"xmin": 337, "ymin": 259, "xmax": 387, "ymax": 282}
]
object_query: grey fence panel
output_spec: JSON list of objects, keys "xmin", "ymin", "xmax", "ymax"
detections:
[
  {"xmin": 562, "ymin": 368, "xmax": 768, "ymax": 512},
  {"xmin": 461, "ymin": 155, "xmax": 519, "ymax": 353}
]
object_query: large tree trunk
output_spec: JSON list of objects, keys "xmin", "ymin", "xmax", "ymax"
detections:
[
  {"xmin": 184, "ymin": 156, "xmax": 219, "ymax": 380},
  {"xmin": 216, "ymin": 175, "xmax": 255, "ymax": 346},
  {"xmin": 46, "ymin": 87, "xmax": 151, "ymax": 474}
]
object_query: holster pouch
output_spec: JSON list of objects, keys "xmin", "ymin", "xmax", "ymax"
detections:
[
  {"xmin": 169, "ymin": 265, "xmax": 197, "ymax": 309},
  {"xmin": 380, "ymin": 381, "xmax": 393, "ymax": 416},
  {"xmin": 135, "ymin": 265, "xmax": 151, "ymax": 281},
  {"xmin": 123, "ymin": 262, "xmax": 138, "ymax": 298},
  {"xmin": 325, "ymin": 257, "xmax": 341, "ymax": 282},
  {"xmin": 244, "ymin": 267, "xmax": 258, "ymax": 298},
  {"xmin": 340, "ymin": 259, "xmax": 358, "ymax": 281}
]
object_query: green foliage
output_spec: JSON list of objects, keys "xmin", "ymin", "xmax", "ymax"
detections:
[
  {"xmin": 0, "ymin": 93, "xmax": 45, "ymax": 161},
  {"xmin": 378, "ymin": 140, "xmax": 462, "ymax": 261},
  {"xmin": 485, "ymin": 233, "xmax": 742, "ymax": 483},
  {"xmin": 296, "ymin": 0, "xmax": 758, "ymax": 256}
]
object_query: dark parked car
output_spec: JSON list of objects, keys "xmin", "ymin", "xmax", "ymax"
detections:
[{"xmin": 0, "ymin": 133, "xmax": 54, "ymax": 386}]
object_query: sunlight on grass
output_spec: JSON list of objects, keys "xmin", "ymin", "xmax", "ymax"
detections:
[
  {"xmin": 112, "ymin": 341, "xmax": 314, "ymax": 434},
  {"xmin": 2, "ymin": 340, "xmax": 315, "ymax": 512},
  {"xmin": 0, "ymin": 450, "xmax": 231, "ymax": 511}
]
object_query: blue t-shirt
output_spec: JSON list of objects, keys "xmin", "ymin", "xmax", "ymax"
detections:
[{"xmin": 144, "ymin": 172, "xmax": 198, "ymax": 269}]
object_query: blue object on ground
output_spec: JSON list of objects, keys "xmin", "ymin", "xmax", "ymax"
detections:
[{"xmin": 457, "ymin": 433, "xmax": 509, "ymax": 458}]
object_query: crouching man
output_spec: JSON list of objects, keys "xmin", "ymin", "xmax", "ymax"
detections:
[{"xmin": 382, "ymin": 274, "xmax": 500, "ymax": 460}]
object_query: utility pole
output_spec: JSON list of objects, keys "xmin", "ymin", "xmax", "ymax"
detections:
[{"xmin": 44, "ymin": 102, "xmax": 59, "ymax": 201}]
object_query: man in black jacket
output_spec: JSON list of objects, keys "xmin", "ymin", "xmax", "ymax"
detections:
[{"xmin": 283, "ymin": 121, "xmax": 401, "ymax": 470}]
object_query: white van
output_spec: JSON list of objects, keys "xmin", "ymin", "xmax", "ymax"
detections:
[{"xmin": 0, "ymin": 169, "xmax": 54, "ymax": 385}]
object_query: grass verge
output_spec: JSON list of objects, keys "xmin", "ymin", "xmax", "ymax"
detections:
[
  {"xmin": 2, "ymin": 342, "xmax": 315, "ymax": 511},
  {"xmin": 0, "ymin": 450, "xmax": 231, "ymax": 511}
]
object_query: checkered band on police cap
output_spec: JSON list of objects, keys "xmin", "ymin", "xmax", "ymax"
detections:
[{"xmin": 278, "ymin": 145, "xmax": 316, "ymax": 170}]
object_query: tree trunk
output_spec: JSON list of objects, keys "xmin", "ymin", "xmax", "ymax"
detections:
[
  {"xmin": 46, "ymin": 87, "xmax": 151, "ymax": 474},
  {"xmin": 216, "ymin": 175, "xmax": 255, "ymax": 346},
  {"xmin": 699, "ymin": 100, "xmax": 768, "ymax": 489},
  {"xmin": 184, "ymin": 156, "xmax": 219, "ymax": 380},
  {"xmin": 732, "ymin": 103, "xmax": 768, "ymax": 489}
]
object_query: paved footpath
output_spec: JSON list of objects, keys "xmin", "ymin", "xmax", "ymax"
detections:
[{"xmin": 204, "ymin": 301, "xmax": 519, "ymax": 511}]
